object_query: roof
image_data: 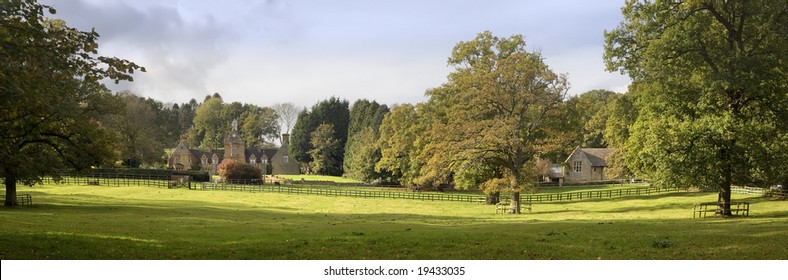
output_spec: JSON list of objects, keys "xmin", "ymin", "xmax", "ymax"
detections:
[
  {"xmin": 190, "ymin": 149, "xmax": 224, "ymax": 161},
  {"xmin": 581, "ymin": 148, "xmax": 615, "ymax": 167},
  {"xmin": 565, "ymin": 147, "xmax": 615, "ymax": 167},
  {"xmin": 245, "ymin": 148, "xmax": 278, "ymax": 160}
]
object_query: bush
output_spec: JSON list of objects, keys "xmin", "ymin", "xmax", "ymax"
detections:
[{"xmin": 217, "ymin": 160, "xmax": 262, "ymax": 181}]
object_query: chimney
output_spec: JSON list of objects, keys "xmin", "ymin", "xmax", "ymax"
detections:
[{"xmin": 281, "ymin": 134, "xmax": 290, "ymax": 145}]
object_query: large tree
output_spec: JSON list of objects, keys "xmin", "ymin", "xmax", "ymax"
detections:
[
  {"xmin": 605, "ymin": 0, "xmax": 787, "ymax": 215},
  {"xmin": 566, "ymin": 89, "xmax": 621, "ymax": 148},
  {"xmin": 106, "ymin": 91, "xmax": 165, "ymax": 168},
  {"xmin": 272, "ymin": 102, "xmax": 299, "ymax": 135},
  {"xmin": 241, "ymin": 106, "xmax": 280, "ymax": 149},
  {"xmin": 1, "ymin": 1, "xmax": 143, "ymax": 206},
  {"xmin": 343, "ymin": 99, "xmax": 389, "ymax": 181},
  {"xmin": 289, "ymin": 97, "xmax": 349, "ymax": 175},
  {"xmin": 421, "ymin": 31, "xmax": 572, "ymax": 213},
  {"xmin": 193, "ymin": 97, "xmax": 225, "ymax": 149},
  {"xmin": 308, "ymin": 123, "xmax": 341, "ymax": 175},
  {"xmin": 376, "ymin": 103, "xmax": 429, "ymax": 186}
]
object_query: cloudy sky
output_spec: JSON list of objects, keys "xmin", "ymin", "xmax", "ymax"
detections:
[{"xmin": 41, "ymin": 0, "xmax": 631, "ymax": 108}]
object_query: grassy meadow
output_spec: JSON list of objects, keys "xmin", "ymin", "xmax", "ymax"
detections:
[{"xmin": 0, "ymin": 183, "xmax": 786, "ymax": 260}]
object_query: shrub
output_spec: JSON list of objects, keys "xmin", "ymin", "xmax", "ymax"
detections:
[{"xmin": 217, "ymin": 159, "xmax": 262, "ymax": 181}]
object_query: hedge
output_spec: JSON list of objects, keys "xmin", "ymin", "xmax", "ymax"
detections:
[{"xmin": 83, "ymin": 168, "xmax": 211, "ymax": 182}]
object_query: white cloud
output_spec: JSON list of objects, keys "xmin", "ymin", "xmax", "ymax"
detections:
[{"xmin": 40, "ymin": 0, "xmax": 632, "ymax": 106}]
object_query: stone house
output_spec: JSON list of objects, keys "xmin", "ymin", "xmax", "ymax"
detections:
[
  {"xmin": 166, "ymin": 120, "xmax": 300, "ymax": 175},
  {"xmin": 563, "ymin": 147, "xmax": 615, "ymax": 183}
]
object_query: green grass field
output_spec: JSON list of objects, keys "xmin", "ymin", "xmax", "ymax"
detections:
[{"xmin": 1, "ymin": 183, "xmax": 786, "ymax": 259}]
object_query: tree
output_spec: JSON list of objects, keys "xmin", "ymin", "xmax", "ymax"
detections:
[
  {"xmin": 241, "ymin": 106, "xmax": 280, "ymax": 149},
  {"xmin": 289, "ymin": 97, "xmax": 349, "ymax": 175},
  {"xmin": 289, "ymin": 108, "xmax": 315, "ymax": 169},
  {"xmin": 1, "ymin": 1, "xmax": 143, "ymax": 206},
  {"xmin": 605, "ymin": 0, "xmax": 787, "ymax": 215},
  {"xmin": 566, "ymin": 89, "xmax": 621, "ymax": 148},
  {"xmin": 106, "ymin": 91, "xmax": 165, "ymax": 167},
  {"xmin": 343, "ymin": 99, "xmax": 389, "ymax": 181},
  {"xmin": 308, "ymin": 123, "xmax": 341, "ymax": 175},
  {"xmin": 603, "ymin": 91, "xmax": 640, "ymax": 179},
  {"xmin": 420, "ymin": 31, "xmax": 571, "ymax": 213},
  {"xmin": 193, "ymin": 97, "xmax": 225, "ymax": 149},
  {"xmin": 375, "ymin": 104, "xmax": 428, "ymax": 186},
  {"xmin": 272, "ymin": 102, "xmax": 299, "ymax": 135},
  {"xmin": 344, "ymin": 127, "xmax": 380, "ymax": 182}
]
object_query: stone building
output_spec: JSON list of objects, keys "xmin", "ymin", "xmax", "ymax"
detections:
[
  {"xmin": 563, "ymin": 147, "xmax": 615, "ymax": 183},
  {"xmin": 166, "ymin": 120, "xmax": 300, "ymax": 175}
]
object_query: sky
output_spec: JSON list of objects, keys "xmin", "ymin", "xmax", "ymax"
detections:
[{"xmin": 41, "ymin": 0, "xmax": 632, "ymax": 109}]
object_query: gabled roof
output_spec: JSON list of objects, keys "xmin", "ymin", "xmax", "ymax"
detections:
[
  {"xmin": 565, "ymin": 147, "xmax": 615, "ymax": 167},
  {"xmin": 582, "ymin": 148, "xmax": 614, "ymax": 167},
  {"xmin": 189, "ymin": 149, "xmax": 223, "ymax": 161},
  {"xmin": 245, "ymin": 148, "xmax": 278, "ymax": 161}
]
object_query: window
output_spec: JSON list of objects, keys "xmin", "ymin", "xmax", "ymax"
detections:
[
  {"xmin": 213, "ymin": 155, "xmax": 219, "ymax": 165},
  {"xmin": 201, "ymin": 157, "xmax": 207, "ymax": 165},
  {"xmin": 232, "ymin": 147, "xmax": 238, "ymax": 156},
  {"xmin": 573, "ymin": 161, "xmax": 582, "ymax": 172},
  {"xmin": 262, "ymin": 159, "xmax": 268, "ymax": 165},
  {"xmin": 250, "ymin": 157, "xmax": 256, "ymax": 164},
  {"xmin": 283, "ymin": 156, "xmax": 289, "ymax": 163},
  {"xmin": 175, "ymin": 157, "xmax": 181, "ymax": 164}
]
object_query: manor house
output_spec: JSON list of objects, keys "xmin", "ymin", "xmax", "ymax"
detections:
[{"xmin": 167, "ymin": 120, "xmax": 300, "ymax": 175}]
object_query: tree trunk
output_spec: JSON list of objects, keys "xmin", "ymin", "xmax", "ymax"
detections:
[
  {"xmin": 4, "ymin": 174, "xmax": 18, "ymax": 207},
  {"xmin": 486, "ymin": 191, "xmax": 500, "ymax": 204},
  {"xmin": 510, "ymin": 192, "xmax": 521, "ymax": 214},
  {"xmin": 717, "ymin": 146, "xmax": 733, "ymax": 217}
]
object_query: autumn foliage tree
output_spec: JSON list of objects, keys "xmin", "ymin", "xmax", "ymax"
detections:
[{"xmin": 376, "ymin": 32, "xmax": 575, "ymax": 212}]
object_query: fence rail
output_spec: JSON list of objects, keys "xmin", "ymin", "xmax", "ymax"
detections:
[
  {"xmin": 30, "ymin": 174, "xmax": 690, "ymax": 204},
  {"xmin": 0, "ymin": 194, "xmax": 33, "ymax": 207},
  {"xmin": 41, "ymin": 175, "xmax": 171, "ymax": 188},
  {"xmin": 198, "ymin": 182, "xmax": 484, "ymax": 203},
  {"xmin": 521, "ymin": 186, "xmax": 683, "ymax": 203}
]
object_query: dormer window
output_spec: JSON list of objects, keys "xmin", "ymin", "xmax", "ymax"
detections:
[
  {"xmin": 201, "ymin": 155, "xmax": 208, "ymax": 165},
  {"xmin": 250, "ymin": 155, "xmax": 257, "ymax": 164},
  {"xmin": 212, "ymin": 154, "xmax": 219, "ymax": 165}
]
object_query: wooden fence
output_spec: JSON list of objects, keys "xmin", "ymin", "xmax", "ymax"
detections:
[
  {"xmin": 521, "ymin": 186, "xmax": 683, "ymax": 203},
  {"xmin": 197, "ymin": 182, "xmax": 684, "ymax": 204},
  {"xmin": 41, "ymin": 175, "xmax": 171, "ymax": 188},
  {"xmin": 198, "ymin": 182, "xmax": 484, "ymax": 203},
  {"xmin": 33, "ymin": 174, "xmax": 686, "ymax": 204},
  {"xmin": 0, "ymin": 194, "xmax": 33, "ymax": 207}
]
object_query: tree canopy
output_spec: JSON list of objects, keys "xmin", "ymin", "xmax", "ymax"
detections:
[
  {"xmin": 605, "ymin": 0, "xmax": 787, "ymax": 214},
  {"xmin": 1, "ymin": 0, "xmax": 144, "ymax": 206},
  {"xmin": 289, "ymin": 97, "xmax": 350, "ymax": 175}
]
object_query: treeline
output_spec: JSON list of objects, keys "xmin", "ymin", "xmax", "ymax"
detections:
[{"xmin": 105, "ymin": 91, "xmax": 296, "ymax": 168}]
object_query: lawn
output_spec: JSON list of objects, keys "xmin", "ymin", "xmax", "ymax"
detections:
[{"xmin": 0, "ymin": 183, "xmax": 785, "ymax": 259}]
